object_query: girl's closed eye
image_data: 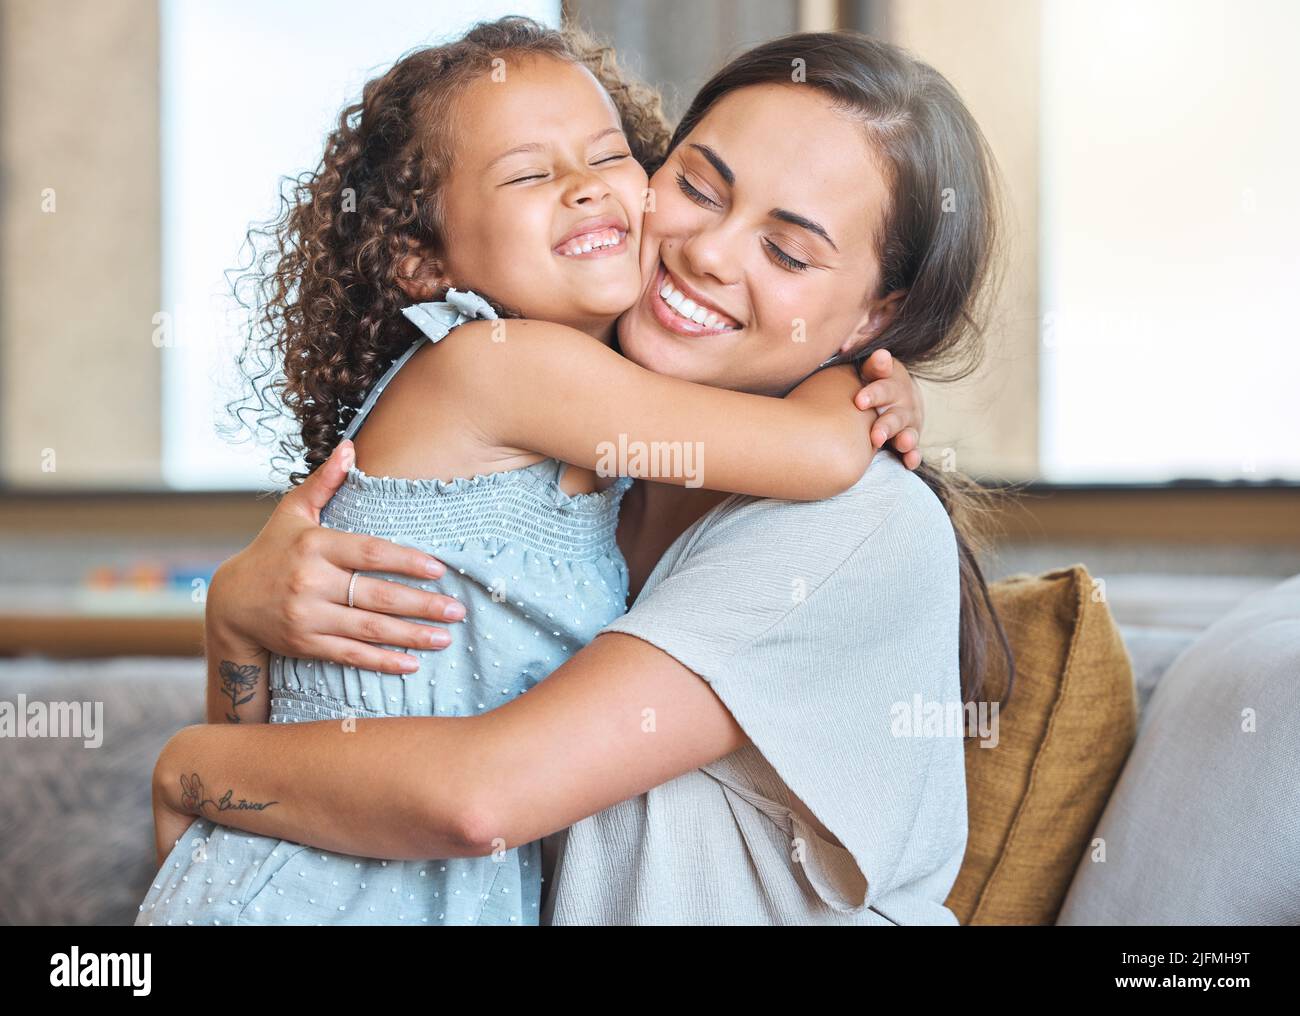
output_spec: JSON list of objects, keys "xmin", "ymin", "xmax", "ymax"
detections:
[{"xmin": 506, "ymin": 151, "xmax": 631, "ymax": 185}]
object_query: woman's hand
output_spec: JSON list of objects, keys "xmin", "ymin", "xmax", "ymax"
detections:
[
  {"xmin": 206, "ymin": 440, "xmax": 466, "ymax": 675},
  {"xmin": 854, "ymin": 349, "xmax": 925, "ymax": 470}
]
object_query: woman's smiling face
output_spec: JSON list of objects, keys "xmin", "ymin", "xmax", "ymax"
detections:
[{"xmin": 617, "ymin": 82, "xmax": 901, "ymax": 396}]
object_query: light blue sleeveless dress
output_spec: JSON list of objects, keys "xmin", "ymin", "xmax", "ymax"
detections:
[{"xmin": 136, "ymin": 289, "xmax": 633, "ymax": 926}]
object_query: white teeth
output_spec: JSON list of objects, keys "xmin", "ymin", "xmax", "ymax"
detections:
[
  {"xmin": 658, "ymin": 271, "xmax": 738, "ymax": 331},
  {"xmin": 558, "ymin": 227, "xmax": 623, "ymax": 256}
]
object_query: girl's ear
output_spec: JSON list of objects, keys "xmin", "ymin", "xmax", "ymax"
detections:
[
  {"xmin": 394, "ymin": 238, "xmax": 451, "ymax": 302},
  {"xmin": 840, "ymin": 288, "xmax": 907, "ymax": 356}
]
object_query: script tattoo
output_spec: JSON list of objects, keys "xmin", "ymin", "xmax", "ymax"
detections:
[
  {"xmin": 179, "ymin": 772, "xmax": 278, "ymax": 816},
  {"xmin": 219, "ymin": 659, "xmax": 260, "ymax": 723}
]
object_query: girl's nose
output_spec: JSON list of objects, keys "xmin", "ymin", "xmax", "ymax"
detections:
[{"xmin": 563, "ymin": 167, "xmax": 611, "ymax": 206}]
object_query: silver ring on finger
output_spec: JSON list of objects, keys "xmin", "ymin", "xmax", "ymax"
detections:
[{"xmin": 347, "ymin": 569, "xmax": 359, "ymax": 609}]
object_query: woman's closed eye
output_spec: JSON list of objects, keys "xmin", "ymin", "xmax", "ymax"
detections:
[
  {"xmin": 676, "ymin": 170, "xmax": 810, "ymax": 273},
  {"xmin": 764, "ymin": 238, "xmax": 810, "ymax": 272},
  {"xmin": 675, "ymin": 170, "xmax": 720, "ymax": 209}
]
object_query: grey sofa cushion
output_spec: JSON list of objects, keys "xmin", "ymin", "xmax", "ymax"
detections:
[
  {"xmin": 1118, "ymin": 624, "xmax": 1198, "ymax": 723},
  {"xmin": 1057, "ymin": 573, "xmax": 1300, "ymax": 925},
  {"xmin": 0, "ymin": 657, "xmax": 204, "ymax": 925}
]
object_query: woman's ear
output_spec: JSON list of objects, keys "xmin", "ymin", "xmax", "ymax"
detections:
[
  {"xmin": 840, "ymin": 288, "xmax": 907, "ymax": 356},
  {"xmin": 393, "ymin": 238, "xmax": 450, "ymax": 302}
]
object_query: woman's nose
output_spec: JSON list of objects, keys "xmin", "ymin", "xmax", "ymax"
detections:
[{"xmin": 680, "ymin": 223, "xmax": 741, "ymax": 287}]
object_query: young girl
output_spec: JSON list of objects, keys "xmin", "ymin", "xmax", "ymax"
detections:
[{"xmin": 138, "ymin": 17, "xmax": 920, "ymax": 926}]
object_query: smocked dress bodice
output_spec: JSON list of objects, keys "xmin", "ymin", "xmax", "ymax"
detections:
[{"xmin": 274, "ymin": 457, "xmax": 631, "ymax": 724}]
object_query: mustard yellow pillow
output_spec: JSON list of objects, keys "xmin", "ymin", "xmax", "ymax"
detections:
[{"xmin": 945, "ymin": 565, "xmax": 1138, "ymax": 924}]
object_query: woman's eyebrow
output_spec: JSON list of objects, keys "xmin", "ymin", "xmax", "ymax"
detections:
[
  {"xmin": 687, "ymin": 142, "xmax": 838, "ymax": 252},
  {"xmin": 488, "ymin": 127, "xmax": 626, "ymax": 169},
  {"xmin": 689, "ymin": 143, "xmax": 734, "ymax": 185},
  {"xmin": 771, "ymin": 208, "xmax": 839, "ymax": 252}
]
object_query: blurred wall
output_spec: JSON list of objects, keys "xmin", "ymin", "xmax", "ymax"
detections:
[
  {"xmin": 882, "ymin": 0, "xmax": 1041, "ymax": 479},
  {"xmin": 565, "ymin": 0, "xmax": 798, "ymax": 122},
  {"xmin": 0, "ymin": 0, "xmax": 161, "ymax": 487}
]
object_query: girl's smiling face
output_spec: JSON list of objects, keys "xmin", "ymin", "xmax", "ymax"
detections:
[
  {"xmin": 432, "ymin": 54, "xmax": 648, "ymax": 339},
  {"xmin": 616, "ymin": 82, "xmax": 904, "ymax": 396}
]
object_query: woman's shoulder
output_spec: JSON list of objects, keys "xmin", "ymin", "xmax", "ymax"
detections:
[
  {"xmin": 849, "ymin": 451, "xmax": 957, "ymax": 548},
  {"xmin": 704, "ymin": 450, "xmax": 954, "ymax": 553},
  {"xmin": 652, "ymin": 450, "xmax": 958, "ymax": 627}
]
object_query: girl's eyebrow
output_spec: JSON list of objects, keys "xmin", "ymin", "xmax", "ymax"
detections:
[
  {"xmin": 687, "ymin": 142, "xmax": 838, "ymax": 252},
  {"xmin": 488, "ymin": 127, "xmax": 626, "ymax": 169}
]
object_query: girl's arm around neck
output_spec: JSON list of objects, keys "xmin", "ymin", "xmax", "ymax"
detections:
[{"xmin": 442, "ymin": 319, "xmax": 879, "ymax": 500}]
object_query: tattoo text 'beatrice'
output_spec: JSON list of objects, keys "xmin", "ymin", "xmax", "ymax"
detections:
[{"xmin": 179, "ymin": 772, "xmax": 278, "ymax": 816}]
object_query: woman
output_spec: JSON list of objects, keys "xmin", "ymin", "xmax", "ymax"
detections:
[{"xmin": 150, "ymin": 29, "xmax": 1007, "ymax": 925}]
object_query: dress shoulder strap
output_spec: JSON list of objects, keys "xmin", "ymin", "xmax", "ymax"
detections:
[{"xmin": 339, "ymin": 288, "xmax": 499, "ymax": 442}]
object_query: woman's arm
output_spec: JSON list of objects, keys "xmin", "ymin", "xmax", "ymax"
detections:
[
  {"xmin": 154, "ymin": 631, "xmax": 750, "ymax": 860},
  {"xmin": 204, "ymin": 640, "xmax": 270, "ymax": 725},
  {"xmin": 204, "ymin": 597, "xmax": 270, "ymax": 723},
  {"xmin": 442, "ymin": 319, "xmax": 878, "ymax": 501}
]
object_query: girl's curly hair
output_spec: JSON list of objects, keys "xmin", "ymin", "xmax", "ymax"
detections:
[{"xmin": 228, "ymin": 16, "xmax": 672, "ymax": 484}]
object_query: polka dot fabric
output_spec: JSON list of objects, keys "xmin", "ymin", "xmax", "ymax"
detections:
[{"xmin": 137, "ymin": 458, "xmax": 631, "ymax": 926}]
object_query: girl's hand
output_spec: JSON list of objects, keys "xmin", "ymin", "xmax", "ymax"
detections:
[
  {"xmin": 206, "ymin": 440, "xmax": 465, "ymax": 675},
  {"xmin": 854, "ymin": 349, "xmax": 925, "ymax": 471}
]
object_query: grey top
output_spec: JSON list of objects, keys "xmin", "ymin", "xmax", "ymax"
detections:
[{"xmin": 540, "ymin": 451, "xmax": 968, "ymax": 925}]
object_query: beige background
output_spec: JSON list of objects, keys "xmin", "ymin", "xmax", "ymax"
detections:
[
  {"xmin": 1, "ymin": 0, "xmax": 161, "ymax": 487},
  {"xmin": 884, "ymin": 0, "xmax": 1040, "ymax": 479}
]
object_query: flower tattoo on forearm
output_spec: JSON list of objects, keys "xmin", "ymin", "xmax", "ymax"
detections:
[{"xmin": 218, "ymin": 659, "xmax": 261, "ymax": 723}]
